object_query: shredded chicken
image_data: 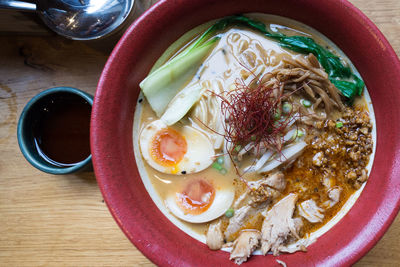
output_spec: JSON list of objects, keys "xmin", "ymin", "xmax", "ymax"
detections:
[
  {"xmin": 248, "ymin": 172, "xmax": 286, "ymax": 204},
  {"xmin": 276, "ymin": 259, "xmax": 287, "ymax": 267},
  {"xmin": 225, "ymin": 173, "xmax": 287, "ymax": 242},
  {"xmin": 206, "ymin": 220, "xmax": 224, "ymax": 250},
  {"xmin": 298, "ymin": 199, "xmax": 325, "ymax": 223},
  {"xmin": 225, "ymin": 206, "xmax": 253, "ymax": 241},
  {"xmin": 328, "ymin": 187, "xmax": 342, "ymax": 202},
  {"xmin": 312, "ymin": 151, "xmax": 325, "ymax": 167},
  {"xmin": 322, "ymin": 187, "xmax": 343, "ymax": 209},
  {"xmin": 263, "ymin": 172, "xmax": 287, "ymax": 191},
  {"xmin": 261, "ymin": 193, "xmax": 303, "ymax": 255},
  {"xmin": 233, "ymin": 191, "xmax": 250, "ymax": 209},
  {"xmin": 229, "ymin": 230, "xmax": 261, "ymax": 265},
  {"xmin": 322, "ymin": 175, "xmax": 335, "ymax": 189},
  {"xmin": 249, "ymin": 184, "xmax": 281, "ymax": 204}
]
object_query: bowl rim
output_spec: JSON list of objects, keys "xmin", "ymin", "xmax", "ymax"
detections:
[
  {"xmin": 18, "ymin": 86, "xmax": 93, "ymax": 175},
  {"xmin": 91, "ymin": 0, "xmax": 400, "ymax": 266}
]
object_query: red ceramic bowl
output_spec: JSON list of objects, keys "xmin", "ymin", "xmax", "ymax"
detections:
[{"xmin": 91, "ymin": 0, "xmax": 400, "ymax": 265}]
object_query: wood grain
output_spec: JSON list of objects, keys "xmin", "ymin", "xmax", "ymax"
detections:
[{"xmin": 0, "ymin": 0, "xmax": 399, "ymax": 266}]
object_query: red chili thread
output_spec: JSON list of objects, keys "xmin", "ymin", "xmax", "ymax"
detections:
[
  {"xmin": 199, "ymin": 76, "xmax": 314, "ymax": 184},
  {"xmin": 213, "ymin": 79, "xmax": 297, "ymax": 154}
]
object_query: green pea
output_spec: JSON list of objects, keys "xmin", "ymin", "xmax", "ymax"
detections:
[
  {"xmin": 282, "ymin": 102, "xmax": 292, "ymax": 114},
  {"xmin": 225, "ymin": 208, "xmax": 234, "ymax": 218},
  {"xmin": 301, "ymin": 99, "xmax": 312, "ymax": 108},
  {"xmin": 273, "ymin": 110, "xmax": 281, "ymax": 120},
  {"xmin": 212, "ymin": 162, "xmax": 222, "ymax": 171}
]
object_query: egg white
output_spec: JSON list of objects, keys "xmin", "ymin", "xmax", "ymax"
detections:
[
  {"xmin": 165, "ymin": 183, "xmax": 235, "ymax": 223},
  {"xmin": 139, "ymin": 119, "xmax": 215, "ymax": 174}
]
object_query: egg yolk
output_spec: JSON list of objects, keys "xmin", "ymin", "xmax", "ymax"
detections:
[
  {"xmin": 177, "ymin": 179, "xmax": 215, "ymax": 215},
  {"xmin": 150, "ymin": 128, "xmax": 187, "ymax": 168}
]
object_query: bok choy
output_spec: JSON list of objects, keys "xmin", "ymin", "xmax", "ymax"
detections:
[
  {"xmin": 204, "ymin": 15, "xmax": 365, "ymax": 102},
  {"xmin": 161, "ymin": 83, "xmax": 204, "ymax": 126},
  {"xmin": 140, "ymin": 37, "xmax": 219, "ymax": 117},
  {"xmin": 140, "ymin": 15, "xmax": 364, "ymax": 124}
]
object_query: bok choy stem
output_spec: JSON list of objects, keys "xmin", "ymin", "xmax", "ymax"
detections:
[
  {"xmin": 140, "ymin": 15, "xmax": 363, "ymax": 122},
  {"xmin": 140, "ymin": 37, "xmax": 219, "ymax": 116}
]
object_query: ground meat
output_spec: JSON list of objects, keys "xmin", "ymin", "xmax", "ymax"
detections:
[
  {"xmin": 282, "ymin": 107, "xmax": 373, "ymax": 234},
  {"xmin": 310, "ymin": 107, "xmax": 373, "ymax": 189}
]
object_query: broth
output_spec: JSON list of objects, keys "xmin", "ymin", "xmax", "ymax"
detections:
[{"xmin": 134, "ymin": 13, "xmax": 375, "ymax": 262}]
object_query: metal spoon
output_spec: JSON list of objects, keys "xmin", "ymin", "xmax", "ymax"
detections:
[{"xmin": 0, "ymin": 0, "xmax": 136, "ymax": 40}]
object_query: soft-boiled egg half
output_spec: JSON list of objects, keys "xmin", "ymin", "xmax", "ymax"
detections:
[
  {"xmin": 139, "ymin": 119, "xmax": 215, "ymax": 174},
  {"xmin": 165, "ymin": 177, "xmax": 235, "ymax": 223}
]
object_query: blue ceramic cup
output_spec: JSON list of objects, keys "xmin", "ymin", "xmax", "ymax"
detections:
[{"xmin": 17, "ymin": 87, "xmax": 93, "ymax": 174}]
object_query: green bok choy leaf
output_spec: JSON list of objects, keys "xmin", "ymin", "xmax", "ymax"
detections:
[
  {"xmin": 140, "ymin": 15, "xmax": 364, "ymax": 124},
  {"xmin": 203, "ymin": 15, "xmax": 364, "ymax": 102},
  {"xmin": 160, "ymin": 15, "xmax": 363, "ymax": 103}
]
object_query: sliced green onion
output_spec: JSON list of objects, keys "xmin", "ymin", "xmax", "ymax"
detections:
[
  {"xmin": 251, "ymin": 135, "xmax": 257, "ymax": 141},
  {"xmin": 225, "ymin": 208, "xmax": 234, "ymax": 218},
  {"xmin": 217, "ymin": 156, "xmax": 224, "ymax": 165},
  {"xmin": 212, "ymin": 162, "xmax": 222, "ymax": 171},
  {"xmin": 336, "ymin": 121, "xmax": 344, "ymax": 128},
  {"xmin": 235, "ymin": 145, "xmax": 242, "ymax": 152},
  {"xmin": 282, "ymin": 102, "xmax": 292, "ymax": 114},
  {"xmin": 301, "ymin": 99, "xmax": 312, "ymax": 108},
  {"xmin": 220, "ymin": 168, "xmax": 227, "ymax": 175}
]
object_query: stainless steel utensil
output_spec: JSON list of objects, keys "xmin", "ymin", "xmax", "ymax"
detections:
[{"xmin": 0, "ymin": 0, "xmax": 137, "ymax": 40}]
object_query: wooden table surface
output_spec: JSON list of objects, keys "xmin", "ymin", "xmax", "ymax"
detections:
[{"xmin": 0, "ymin": 0, "xmax": 399, "ymax": 266}]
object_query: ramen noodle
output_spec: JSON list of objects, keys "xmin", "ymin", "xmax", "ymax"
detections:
[{"xmin": 134, "ymin": 14, "xmax": 375, "ymax": 264}]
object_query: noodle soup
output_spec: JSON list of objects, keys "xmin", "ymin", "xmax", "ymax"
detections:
[{"xmin": 134, "ymin": 14, "xmax": 375, "ymax": 264}]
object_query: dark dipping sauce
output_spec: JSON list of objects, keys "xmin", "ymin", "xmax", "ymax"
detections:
[{"xmin": 32, "ymin": 93, "xmax": 91, "ymax": 167}]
